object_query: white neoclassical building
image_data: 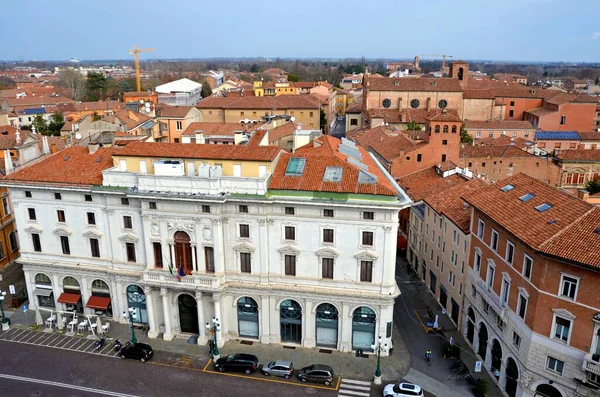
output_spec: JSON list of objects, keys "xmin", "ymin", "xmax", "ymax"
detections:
[{"xmin": 3, "ymin": 133, "xmax": 410, "ymax": 354}]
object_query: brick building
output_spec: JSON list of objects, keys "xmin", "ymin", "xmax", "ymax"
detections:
[
  {"xmin": 464, "ymin": 120, "xmax": 535, "ymax": 141},
  {"xmin": 524, "ymin": 93, "xmax": 598, "ymax": 133},
  {"xmin": 553, "ymin": 149, "xmax": 600, "ymax": 189},
  {"xmin": 462, "ymin": 173, "xmax": 600, "ymax": 397}
]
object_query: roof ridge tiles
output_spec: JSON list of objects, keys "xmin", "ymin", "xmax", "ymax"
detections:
[{"xmin": 538, "ymin": 207, "xmax": 597, "ymax": 251}]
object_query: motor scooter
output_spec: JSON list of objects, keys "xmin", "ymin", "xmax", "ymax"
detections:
[
  {"xmin": 114, "ymin": 339, "xmax": 122, "ymax": 352},
  {"xmin": 95, "ymin": 336, "xmax": 106, "ymax": 351}
]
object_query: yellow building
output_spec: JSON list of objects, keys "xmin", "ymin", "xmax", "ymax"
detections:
[{"xmin": 253, "ymin": 81, "xmax": 298, "ymax": 97}]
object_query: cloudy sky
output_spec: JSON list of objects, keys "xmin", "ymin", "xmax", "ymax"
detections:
[{"xmin": 2, "ymin": 0, "xmax": 599, "ymax": 62}]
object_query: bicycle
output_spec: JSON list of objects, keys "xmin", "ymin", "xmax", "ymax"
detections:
[
  {"xmin": 455, "ymin": 372, "xmax": 474, "ymax": 383},
  {"xmin": 450, "ymin": 361, "xmax": 467, "ymax": 374}
]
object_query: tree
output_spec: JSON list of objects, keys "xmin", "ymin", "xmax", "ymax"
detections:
[
  {"xmin": 47, "ymin": 111, "xmax": 65, "ymax": 135},
  {"xmin": 319, "ymin": 108, "xmax": 327, "ymax": 131},
  {"xmin": 201, "ymin": 81, "xmax": 212, "ymax": 98},
  {"xmin": 85, "ymin": 72, "xmax": 108, "ymax": 101},
  {"xmin": 460, "ymin": 124, "xmax": 473, "ymax": 144},
  {"xmin": 585, "ymin": 178, "xmax": 600, "ymax": 195},
  {"xmin": 31, "ymin": 115, "xmax": 48, "ymax": 133},
  {"xmin": 249, "ymin": 64, "xmax": 260, "ymax": 73},
  {"xmin": 92, "ymin": 111, "xmax": 101, "ymax": 122},
  {"xmin": 287, "ymin": 74, "xmax": 300, "ymax": 82},
  {"xmin": 0, "ymin": 76, "xmax": 16, "ymax": 90},
  {"xmin": 406, "ymin": 121, "xmax": 421, "ymax": 131},
  {"xmin": 596, "ymin": 76, "xmax": 600, "ymax": 85},
  {"xmin": 57, "ymin": 69, "xmax": 86, "ymax": 101}
]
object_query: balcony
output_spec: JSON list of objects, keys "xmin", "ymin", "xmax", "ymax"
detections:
[
  {"xmin": 142, "ymin": 270, "xmax": 219, "ymax": 290},
  {"xmin": 583, "ymin": 353, "xmax": 600, "ymax": 376}
]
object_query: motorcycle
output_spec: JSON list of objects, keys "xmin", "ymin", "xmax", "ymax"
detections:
[
  {"xmin": 114, "ymin": 339, "xmax": 122, "ymax": 352},
  {"xmin": 95, "ymin": 336, "xmax": 106, "ymax": 351}
]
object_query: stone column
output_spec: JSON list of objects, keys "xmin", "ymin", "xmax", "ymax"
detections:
[
  {"xmin": 303, "ymin": 299, "xmax": 315, "ymax": 348},
  {"xmin": 145, "ymin": 287, "xmax": 159, "ymax": 339},
  {"xmin": 191, "ymin": 244, "xmax": 198, "ymax": 272},
  {"xmin": 23, "ymin": 270, "xmax": 36, "ymax": 310},
  {"xmin": 340, "ymin": 302, "xmax": 352, "ymax": 353},
  {"xmin": 269, "ymin": 296, "xmax": 280, "ymax": 344},
  {"xmin": 484, "ymin": 342, "xmax": 493, "ymax": 369},
  {"xmin": 213, "ymin": 294, "xmax": 224, "ymax": 347},
  {"xmin": 473, "ymin": 323, "xmax": 480, "ymax": 355},
  {"xmin": 260, "ymin": 295, "xmax": 270, "ymax": 344},
  {"xmin": 196, "ymin": 291, "xmax": 206, "ymax": 345},
  {"xmin": 161, "ymin": 288, "xmax": 174, "ymax": 341},
  {"xmin": 170, "ymin": 244, "xmax": 176, "ymax": 270},
  {"xmin": 498, "ymin": 358, "xmax": 507, "ymax": 391}
]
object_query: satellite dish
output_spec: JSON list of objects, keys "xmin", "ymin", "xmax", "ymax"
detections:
[
  {"xmin": 75, "ymin": 133, "xmax": 82, "ymax": 140},
  {"xmin": 145, "ymin": 102, "xmax": 151, "ymax": 108},
  {"xmin": 290, "ymin": 116, "xmax": 295, "ymax": 122}
]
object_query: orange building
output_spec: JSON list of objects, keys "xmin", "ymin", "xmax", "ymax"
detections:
[
  {"xmin": 0, "ymin": 187, "xmax": 18, "ymax": 270},
  {"xmin": 123, "ymin": 91, "xmax": 159, "ymax": 104}
]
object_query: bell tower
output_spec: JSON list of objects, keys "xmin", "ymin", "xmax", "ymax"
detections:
[{"xmin": 449, "ymin": 61, "xmax": 469, "ymax": 88}]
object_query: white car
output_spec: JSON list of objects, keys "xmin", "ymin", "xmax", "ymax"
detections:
[{"xmin": 383, "ymin": 382, "xmax": 424, "ymax": 397}]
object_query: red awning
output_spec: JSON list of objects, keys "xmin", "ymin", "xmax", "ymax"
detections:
[
  {"xmin": 57, "ymin": 292, "xmax": 81, "ymax": 305},
  {"xmin": 86, "ymin": 296, "xmax": 111, "ymax": 310},
  {"xmin": 397, "ymin": 235, "xmax": 407, "ymax": 250}
]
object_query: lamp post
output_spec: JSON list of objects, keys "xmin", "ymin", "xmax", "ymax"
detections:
[
  {"xmin": 371, "ymin": 336, "xmax": 388, "ymax": 385},
  {"xmin": 123, "ymin": 307, "xmax": 137, "ymax": 344},
  {"xmin": 0, "ymin": 290, "xmax": 9, "ymax": 331},
  {"xmin": 206, "ymin": 317, "xmax": 221, "ymax": 360}
]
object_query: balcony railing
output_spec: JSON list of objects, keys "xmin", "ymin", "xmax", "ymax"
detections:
[
  {"xmin": 142, "ymin": 270, "xmax": 218, "ymax": 289},
  {"xmin": 584, "ymin": 353, "xmax": 600, "ymax": 376}
]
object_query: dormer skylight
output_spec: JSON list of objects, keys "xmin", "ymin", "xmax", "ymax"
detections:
[
  {"xmin": 535, "ymin": 203, "xmax": 552, "ymax": 212},
  {"xmin": 519, "ymin": 193, "xmax": 535, "ymax": 202},
  {"xmin": 500, "ymin": 184, "xmax": 515, "ymax": 192},
  {"xmin": 285, "ymin": 158, "xmax": 306, "ymax": 176},
  {"xmin": 323, "ymin": 166, "xmax": 343, "ymax": 182}
]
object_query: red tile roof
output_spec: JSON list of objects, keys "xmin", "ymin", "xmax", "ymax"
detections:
[
  {"xmin": 353, "ymin": 126, "xmax": 402, "ymax": 149},
  {"xmin": 475, "ymin": 135, "xmax": 534, "ymax": 149},
  {"xmin": 269, "ymin": 135, "xmax": 397, "ymax": 196},
  {"xmin": 367, "ymin": 77, "xmax": 463, "ymax": 92},
  {"xmin": 181, "ymin": 122, "xmax": 254, "ymax": 137},
  {"xmin": 577, "ymin": 132, "xmax": 600, "ymax": 141},
  {"xmin": 196, "ymin": 95, "xmax": 319, "ymax": 110},
  {"xmin": 464, "ymin": 120, "xmax": 534, "ymax": 130},
  {"xmin": 155, "ymin": 104, "xmax": 195, "ymax": 118},
  {"xmin": 461, "ymin": 145, "xmax": 534, "ymax": 159},
  {"xmin": 116, "ymin": 141, "xmax": 281, "ymax": 162},
  {"xmin": 462, "ymin": 173, "xmax": 594, "ymax": 250},
  {"xmin": 554, "ymin": 149, "xmax": 600, "ymax": 162},
  {"xmin": 267, "ymin": 122, "xmax": 297, "ymax": 143},
  {"xmin": 3, "ymin": 146, "xmax": 117, "ymax": 186},
  {"xmin": 524, "ymin": 107, "xmax": 556, "ymax": 117},
  {"xmin": 369, "ymin": 134, "xmax": 420, "ymax": 161},
  {"xmin": 397, "ymin": 167, "xmax": 469, "ymax": 202},
  {"xmin": 345, "ymin": 101, "xmax": 363, "ymax": 113},
  {"xmin": 59, "ymin": 101, "xmax": 123, "ymax": 113}
]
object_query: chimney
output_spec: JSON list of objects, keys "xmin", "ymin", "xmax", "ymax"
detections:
[
  {"xmin": 50, "ymin": 143, "xmax": 57, "ymax": 154},
  {"xmin": 577, "ymin": 190, "xmax": 590, "ymax": 201},
  {"xmin": 88, "ymin": 143, "xmax": 100, "ymax": 154},
  {"xmin": 15, "ymin": 130, "xmax": 21, "ymax": 145}
]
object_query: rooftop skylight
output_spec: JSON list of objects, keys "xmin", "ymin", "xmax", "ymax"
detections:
[
  {"xmin": 323, "ymin": 166, "xmax": 343, "ymax": 182},
  {"xmin": 285, "ymin": 158, "xmax": 306, "ymax": 176},
  {"xmin": 519, "ymin": 193, "xmax": 535, "ymax": 202},
  {"xmin": 358, "ymin": 170, "xmax": 378, "ymax": 184},
  {"xmin": 535, "ymin": 203, "xmax": 552, "ymax": 212},
  {"xmin": 500, "ymin": 184, "xmax": 515, "ymax": 192}
]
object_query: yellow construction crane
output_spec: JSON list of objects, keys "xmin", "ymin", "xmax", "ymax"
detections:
[
  {"xmin": 419, "ymin": 54, "xmax": 454, "ymax": 69},
  {"xmin": 129, "ymin": 45, "xmax": 155, "ymax": 91}
]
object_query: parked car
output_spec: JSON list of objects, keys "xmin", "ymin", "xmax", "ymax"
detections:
[
  {"xmin": 261, "ymin": 360, "xmax": 294, "ymax": 378},
  {"xmin": 296, "ymin": 364, "xmax": 334, "ymax": 386},
  {"xmin": 214, "ymin": 353, "xmax": 259, "ymax": 374},
  {"xmin": 383, "ymin": 382, "xmax": 424, "ymax": 397},
  {"xmin": 118, "ymin": 342, "xmax": 153, "ymax": 362}
]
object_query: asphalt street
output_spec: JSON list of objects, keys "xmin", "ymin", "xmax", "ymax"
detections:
[{"xmin": 0, "ymin": 340, "xmax": 340, "ymax": 397}]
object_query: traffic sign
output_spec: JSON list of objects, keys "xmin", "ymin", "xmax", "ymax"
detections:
[
  {"xmin": 8, "ymin": 285, "xmax": 15, "ymax": 294},
  {"xmin": 22, "ymin": 305, "xmax": 28, "ymax": 312},
  {"xmin": 475, "ymin": 361, "xmax": 482, "ymax": 373}
]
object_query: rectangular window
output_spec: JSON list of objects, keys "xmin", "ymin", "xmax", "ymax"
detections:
[
  {"xmin": 323, "ymin": 228, "xmax": 334, "ymax": 243},
  {"xmin": 362, "ymin": 231, "xmax": 374, "ymax": 246},
  {"xmin": 284, "ymin": 255, "xmax": 296, "ymax": 276},
  {"xmin": 239, "ymin": 224, "xmax": 250, "ymax": 238},
  {"xmin": 239, "ymin": 205, "xmax": 248, "ymax": 213},
  {"xmin": 126, "ymin": 243, "xmax": 136, "ymax": 262},
  {"xmin": 360, "ymin": 261, "xmax": 373, "ymax": 282},
  {"xmin": 490, "ymin": 229, "xmax": 499, "ymax": 251},
  {"xmin": 518, "ymin": 294, "xmax": 528, "ymax": 319},
  {"xmin": 32, "ymin": 233, "xmax": 41, "ymax": 252},
  {"xmin": 513, "ymin": 332, "xmax": 521, "ymax": 348},
  {"xmin": 459, "ymin": 283, "xmax": 463, "ymax": 296},
  {"xmin": 501, "ymin": 279, "xmax": 510, "ymax": 306},
  {"xmin": 202, "ymin": 205, "xmax": 210, "ymax": 213},
  {"xmin": 240, "ymin": 252, "xmax": 251, "ymax": 273},
  {"xmin": 9, "ymin": 232, "xmax": 18, "ymax": 252},
  {"xmin": 487, "ymin": 264, "xmax": 495, "ymax": 289},
  {"xmin": 90, "ymin": 238, "xmax": 100, "ymax": 258},
  {"xmin": 285, "ymin": 207, "xmax": 295, "ymax": 215},
  {"xmin": 153, "ymin": 242, "xmax": 163, "ymax": 268},
  {"xmin": 85, "ymin": 194, "xmax": 93, "ymax": 202},
  {"xmin": 509, "ymin": 110, "xmax": 514, "ymax": 118},
  {"xmin": 477, "ymin": 219, "xmax": 484, "ymax": 239},
  {"xmin": 123, "ymin": 216, "xmax": 132, "ymax": 229},
  {"xmin": 176, "ymin": 121, "xmax": 183, "ymax": 131},
  {"xmin": 60, "ymin": 236, "xmax": 70, "ymax": 255},
  {"xmin": 87, "ymin": 212, "xmax": 96, "ymax": 225},
  {"xmin": 474, "ymin": 251, "xmax": 482, "ymax": 272},
  {"xmin": 57, "ymin": 210, "xmax": 65, "ymax": 223},
  {"xmin": 284, "ymin": 226, "xmax": 295, "ymax": 240},
  {"xmin": 560, "ymin": 275, "xmax": 578, "ymax": 300},
  {"xmin": 417, "ymin": 154, "xmax": 422, "ymax": 162},
  {"xmin": 442, "ymin": 139, "xmax": 447, "ymax": 145},
  {"xmin": 54, "ymin": 193, "xmax": 62, "ymax": 200},
  {"xmin": 322, "ymin": 258, "xmax": 334, "ymax": 279},
  {"xmin": 25, "ymin": 191, "xmax": 32, "ymax": 198},
  {"xmin": 523, "ymin": 255, "xmax": 533, "ymax": 280},
  {"xmin": 560, "ymin": 116, "xmax": 566, "ymax": 125},
  {"xmin": 547, "ymin": 357, "xmax": 564, "ymax": 375},
  {"xmin": 205, "ymin": 247, "xmax": 215, "ymax": 272},
  {"xmin": 121, "ymin": 198, "xmax": 129, "ymax": 205},
  {"xmin": 323, "ymin": 209, "xmax": 334, "ymax": 218},
  {"xmin": 505, "ymin": 241, "xmax": 515, "ymax": 265},
  {"xmin": 28, "ymin": 208, "xmax": 36, "ymax": 220},
  {"xmin": 363, "ymin": 211, "xmax": 374, "ymax": 220},
  {"xmin": 149, "ymin": 202, "xmax": 157, "ymax": 210},
  {"xmin": 554, "ymin": 317, "xmax": 571, "ymax": 343}
]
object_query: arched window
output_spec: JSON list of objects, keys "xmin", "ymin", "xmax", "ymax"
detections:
[
  {"xmin": 35, "ymin": 273, "xmax": 51, "ymax": 286},
  {"xmin": 434, "ymin": 125, "xmax": 440, "ymax": 133},
  {"xmin": 443, "ymin": 125, "xmax": 449, "ymax": 133},
  {"xmin": 63, "ymin": 276, "xmax": 80, "ymax": 290},
  {"xmin": 92, "ymin": 279, "xmax": 110, "ymax": 292},
  {"xmin": 452, "ymin": 125, "xmax": 457, "ymax": 133}
]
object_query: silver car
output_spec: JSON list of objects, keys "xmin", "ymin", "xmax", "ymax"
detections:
[{"xmin": 261, "ymin": 360, "xmax": 294, "ymax": 378}]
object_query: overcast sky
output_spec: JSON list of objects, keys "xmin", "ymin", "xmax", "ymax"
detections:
[{"xmin": 2, "ymin": 0, "xmax": 599, "ymax": 62}]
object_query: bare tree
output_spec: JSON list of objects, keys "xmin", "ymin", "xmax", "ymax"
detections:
[{"xmin": 57, "ymin": 69, "xmax": 87, "ymax": 101}]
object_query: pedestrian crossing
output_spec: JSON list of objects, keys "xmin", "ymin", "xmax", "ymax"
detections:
[
  {"xmin": 338, "ymin": 378, "xmax": 371, "ymax": 397},
  {"xmin": 0, "ymin": 327, "xmax": 120, "ymax": 358}
]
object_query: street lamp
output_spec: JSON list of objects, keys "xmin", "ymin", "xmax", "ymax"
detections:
[
  {"xmin": 371, "ymin": 336, "xmax": 388, "ymax": 385},
  {"xmin": 122, "ymin": 307, "xmax": 137, "ymax": 344},
  {"xmin": 0, "ymin": 290, "xmax": 9, "ymax": 331},
  {"xmin": 206, "ymin": 317, "xmax": 221, "ymax": 359}
]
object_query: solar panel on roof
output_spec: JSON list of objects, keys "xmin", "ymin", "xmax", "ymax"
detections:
[
  {"xmin": 285, "ymin": 157, "xmax": 306, "ymax": 176},
  {"xmin": 323, "ymin": 166, "xmax": 343, "ymax": 182},
  {"xmin": 358, "ymin": 170, "xmax": 377, "ymax": 184},
  {"xmin": 347, "ymin": 156, "xmax": 368, "ymax": 170},
  {"xmin": 338, "ymin": 143, "xmax": 362, "ymax": 160},
  {"xmin": 535, "ymin": 131, "xmax": 580, "ymax": 140}
]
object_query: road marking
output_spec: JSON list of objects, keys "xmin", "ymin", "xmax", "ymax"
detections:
[
  {"xmin": 340, "ymin": 383, "xmax": 371, "ymax": 391},
  {"xmin": 0, "ymin": 373, "xmax": 140, "ymax": 397},
  {"xmin": 341, "ymin": 379, "xmax": 371, "ymax": 386},
  {"xmin": 339, "ymin": 378, "xmax": 371, "ymax": 397},
  {"xmin": 41, "ymin": 335, "xmax": 60, "ymax": 346}
]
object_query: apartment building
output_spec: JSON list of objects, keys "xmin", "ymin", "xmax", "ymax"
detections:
[
  {"xmin": 462, "ymin": 173, "xmax": 600, "ymax": 397},
  {"xmin": 2, "ymin": 134, "xmax": 409, "ymax": 354}
]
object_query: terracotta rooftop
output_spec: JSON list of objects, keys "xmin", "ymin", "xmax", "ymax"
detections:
[
  {"xmin": 396, "ymin": 167, "xmax": 469, "ymax": 202},
  {"xmin": 267, "ymin": 122, "xmax": 297, "ymax": 144},
  {"xmin": 3, "ymin": 146, "xmax": 117, "ymax": 186},
  {"xmin": 461, "ymin": 145, "xmax": 534, "ymax": 158},
  {"xmin": 464, "ymin": 120, "xmax": 534, "ymax": 130},
  {"xmin": 475, "ymin": 135, "xmax": 534, "ymax": 149},
  {"xmin": 270, "ymin": 135, "xmax": 397, "ymax": 196},
  {"xmin": 59, "ymin": 101, "xmax": 123, "ymax": 113},
  {"xmin": 155, "ymin": 104, "xmax": 195, "ymax": 118},
  {"xmin": 0, "ymin": 125, "xmax": 27, "ymax": 149},
  {"xmin": 196, "ymin": 95, "xmax": 319, "ymax": 110},
  {"xmin": 2, "ymin": 95, "xmax": 75, "ymax": 108},
  {"xmin": 462, "ymin": 173, "xmax": 598, "ymax": 266},
  {"xmin": 352, "ymin": 126, "xmax": 402, "ymax": 149},
  {"xmin": 425, "ymin": 179, "xmax": 487, "ymax": 233},
  {"xmin": 554, "ymin": 149, "xmax": 600, "ymax": 162},
  {"xmin": 524, "ymin": 107, "xmax": 557, "ymax": 117},
  {"xmin": 181, "ymin": 122, "xmax": 256, "ymax": 137},
  {"xmin": 345, "ymin": 101, "xmax": 363, "ymax": 113},
  {"xmin": 368, "ymin": 133, "xmax": 420, "ymax": 161},
  {"xmin": 577, "ymin": 132, "xmax": 600, "ymax": 141},
  {"xmin": 116, "ymin": 140, "xmax": 281, "ymax": 162},
  {"xmin": 367, "ymin": 77, "xmax": 463, "ymax": 92},
  {"xmin": 262, "ymin": 68, "xmax": 287, "ymax": 75}
]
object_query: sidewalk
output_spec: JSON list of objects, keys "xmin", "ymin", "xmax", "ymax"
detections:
[{"xmin": 394, "ymin": 255, "xmax": 505, "ymax": 397}]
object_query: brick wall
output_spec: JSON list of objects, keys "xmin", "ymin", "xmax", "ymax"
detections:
[{"xmin": 459, "ymin": 155, "xmax": 561, "ymax": 186}]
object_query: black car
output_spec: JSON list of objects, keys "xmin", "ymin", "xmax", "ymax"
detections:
[
  {"xmin": 214, "ymin": 353, "xmax": 259, "ymax": 374},
  {"xmin": 118, "ymin": 342, "xmax": 153, "ymax": 362},
  {"xmin": 297, "ymin": 364, "xmax": 335, "ymax": 386}
]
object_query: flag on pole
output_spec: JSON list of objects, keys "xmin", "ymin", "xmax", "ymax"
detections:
[
  {"xmin": 177, "ymin": 263, "xmax": 185, "ymax": 281},
  {"xmin": 168, "ymin": 259, "xmax": 175, "ymax": 275}
]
